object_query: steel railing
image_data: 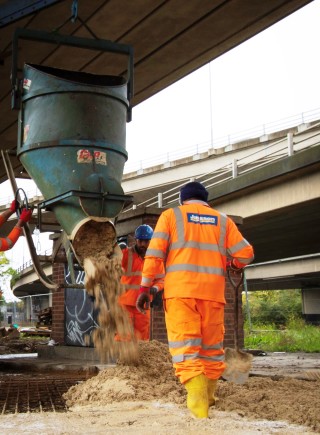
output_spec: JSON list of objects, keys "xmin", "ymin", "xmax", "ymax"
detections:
[
  {"xmin": 7, "ymin": 109, "xmax": 320, "ymax": 273},
  {"xmin": 1, "ymin": 107, "xmax": 320, "ymax": 208},
  {"xmin": 124, "ymin": 119, "xmax": 320, "ymax": 210},
  {"xmin": 15, "ymin": 248, "xmax": 52, "ymax": 274},
  {"xmin": 123, "ymin": 107, "xmax": 320, "ymax": 174}
]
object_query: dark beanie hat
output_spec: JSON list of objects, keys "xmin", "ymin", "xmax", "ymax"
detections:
[{"xmin": 180, "ymin": 181, "xmax": 208, "ymax": 203}]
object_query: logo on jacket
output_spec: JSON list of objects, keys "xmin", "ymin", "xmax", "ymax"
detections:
[{"xmin": 187, "ymin": 213, "xmax": 218, "ymax": 225}]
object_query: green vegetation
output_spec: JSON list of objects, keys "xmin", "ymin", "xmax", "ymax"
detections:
[
  {"xmin": 245, "ymin": 318, "xmax": 320, "ymax": 352},
  {"xmin": 0, "ymin": 252, "xmax": 19, "ymax": 294},
  {"xmin": 243, "ymin": 290, "xmax": 320, "ymax": 352},
  {"xmin": 0, "ymin": 252, "xmax": 20, "ymax": 322}
]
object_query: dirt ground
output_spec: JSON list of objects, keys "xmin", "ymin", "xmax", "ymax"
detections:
[{"xmin": 1, "ymin": 339, "xmax": 319, "ymax": 434}]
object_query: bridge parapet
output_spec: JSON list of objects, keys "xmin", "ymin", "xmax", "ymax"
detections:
[{"xmin": 122, "ymin": 119, "xmax": 320, "ymax": 211}]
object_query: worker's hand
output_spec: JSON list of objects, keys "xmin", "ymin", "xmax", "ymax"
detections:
[
  {"xmin": 136, "ymin": 286, "xmax": 150, "ymax": 314},
  {"xmin": 227, "ymin": 259, "xmax": 242, "ymax": 273},
  {"xmin": 150, "ymin": 287, "xmax": 158, "ymax": 296},
  {"xmin": 10, "ymin": 199, "xmax": 19, "ymax": 213},
  {"xmin": 150, "ymin": 289, "xmax": 163, "ymax": 308},
  {"xmin": 19, "ymin": 208, "xmax": 32, "ymax": 223}
]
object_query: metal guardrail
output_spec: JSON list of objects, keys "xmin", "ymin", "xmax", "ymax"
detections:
[
  {"xmin": 123, "ymin": 107, "xmax": 320, "ymax": 174},
  {"xmin": 124, "ymin": 119, "xmax": 320, "ymax": 210},
  {"xmin": 1, "ymin": 107, "xmax": 320, "ymax": 207},
  {"xmin": 15, "ymin": 248, "xmax": 52, "ymax": 274},
  {"xmin": 9, "ymin": 110, "xmax": 320, "ymax": 274},
  {"xmin": 14, "ymin": 123, "xmax": 318, "ymax": 275},
  {"xmin": 0, "ymin": 190, "xmax": 43, "ymax": 207}
]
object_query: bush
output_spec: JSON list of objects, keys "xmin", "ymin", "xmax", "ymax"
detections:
[
  {"xmin": 243, "ymin": 290, "xmax": 320, "ymax": 352},
  {"xmin": 244, "ymin": 319, "xmax": 320, "ymax": 352},
  {"xmin": 243, "ymin": 289, "xmax": 302, "ymax": 327}
]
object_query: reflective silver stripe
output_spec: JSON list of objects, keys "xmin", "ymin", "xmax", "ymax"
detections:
[
  {"xmin": 126, "ymin": 271, "xmax": 142, "ymax": 276},
  {"xmin": 127, "ymin": 247, "xmax": 133, "ymax": 271},
  {"xmin": 199, "ymin": 354, "xmax": 225, "ymax": 362},
  {"xmin": 166, "ymin": 263, "xmax": 225, "ymax": 276},
  {"xmin": 141, "ymin": 277, "xmax": 153, "ymax": 286},
  {"xmin": 173, "ymin": 207, "xmax": 225, "ymax": 257},
  {"xmin": 152, "ymin": 231, "xmax": 170, "ymax": 241},
  {"xmin": 123, "ymin": 248, "xmax": 142, "ymax": 277},
  {"xmin": 124, "ymin": 284, "xmax": 140, "ymax": 290},
  {"xmin": 168, "ymin": 338, "xmax": 202, "ymax": 348},
  {"xmin": 218, "ymin": 213, "xmax": 227, "ymax": 257},
  {"xmin": 171, "ymin": 240, "xmax": 220, "ymax": 252},
  {"xmin": 228, "ymin": 238, "xmax": 251, "ymax": 255},
  {"xmin": 172, "ymin": 352, "xmax": 199, "ymax": 363},
  {"xmin": 234, "ymin": 257, "xmax": 253, "ymax": 265},
  {"xmin": 154, "ymin": 206, "xmax": 226, "ymax": 277},
  {"xmin": 202, "ymin": 341, "xmax": 223, "ymax": 350},
  {"xmin": 0, "ymin": 237, "xmax": 13, "ymax": 249},
  {"xmin": 173, "ymin": 207, "xmax": 184, "ymax": 242},
  {"xmin": 155, "ymin": 273, "xmax": 165, "ymax": 279},
  {"xmin": 145, "ymin": 248, "xmax": 166, "ymax": 259},
  {"xmin": 172, "ymin": 353, "xmax": 225, "ymax": 363}
]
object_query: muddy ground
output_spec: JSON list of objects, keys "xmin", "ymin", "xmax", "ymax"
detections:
[{"xmin": 0, "ymin": 339, "xmax": 319, "ymax": 434}]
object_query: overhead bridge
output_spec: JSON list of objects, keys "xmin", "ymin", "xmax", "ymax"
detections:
[
  {"xmin": 7, "ymin": 117, "xmax": 320, "ymax": 298},
  {"xmin": 120, "ymin": 118, "xmax": 320, "ymax": 293}
]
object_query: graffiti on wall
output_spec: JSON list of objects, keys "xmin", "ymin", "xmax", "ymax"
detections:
[{"xmin": 64, "ymin": 266, "xmax": 99, "ymax": 346}]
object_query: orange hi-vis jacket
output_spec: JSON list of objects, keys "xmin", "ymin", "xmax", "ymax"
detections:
[
  {"xmin": 0, "ymin": 214, "xmax": 22, "ymax": 252},
  {"xmin": 119, "ymin": 247, "xmax": 144, "ymax": 307},
  {"xmin": 119, "ymin": 246, "xmax": 164, "ymax": 307},
  {"xmin": 141, "ymin": 201, "xmax": 254, "ymax": 303}
]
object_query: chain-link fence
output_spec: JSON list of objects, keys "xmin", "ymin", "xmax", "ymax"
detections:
[{"xmin": 1, "ymin": 293, "xmax": 52, "ymax": 327}]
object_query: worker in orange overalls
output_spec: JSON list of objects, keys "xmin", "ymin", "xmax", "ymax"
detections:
[
  {"xmin": 118, "ymin": 224, "xmax": 164, "ymax": 341},
  {"xmin": 137, "ymin": 181, "xmax": 254, "ymax": 418},
  {"xmin": 0, "ymin": 200, "xmax": 33, "ymax": 251}
]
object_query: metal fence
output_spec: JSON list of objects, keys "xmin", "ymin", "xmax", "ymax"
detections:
[
  {"xmin": 1, "ymin": 107, "xmax": 320, "ymax": 207},
  {"xmin": 1, "ymin": 293, "xmax": 52, "ymax": 327},
  {"xmin": 123, "ymin": 107, "xmax": 320, "ymax": 173},
  {"xmin": 123, "ymin": 117, "xmax": 320, "ymax": 211}
]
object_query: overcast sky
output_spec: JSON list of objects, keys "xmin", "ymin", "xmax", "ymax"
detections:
[
  {"xmin": 1, "ymin": 0, "xmax": 320, "ymax": 284},
  {"xmin": 126, "ymin": 0, "xmax": 320, "ymax": 162}
]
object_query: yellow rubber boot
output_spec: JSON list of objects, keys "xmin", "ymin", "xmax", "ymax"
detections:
[
  {"xmin": 207, "ymin": 379, "xmax": 218, "ymax": 407},
  {"xmin": 184, "ymin": 374, "xmax": 209, "ymax": 418}
]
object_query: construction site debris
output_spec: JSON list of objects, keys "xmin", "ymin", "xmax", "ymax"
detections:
[
  {"xmin": 0, "ymin": 326, "xmax": 20, "ymax": 339},
  {"xmin": 36, "ymin": 307, "xmax": 52, "ymax": 327},
  {"xmin": 0, "ymin": 337, "xmax": 49, "ymax": 355},
  {"xmin": 0, "ymin": 371, "xmax": 96, "ymax": 414},
  {"xmin": 20, "ymin": 328, "xmax": 51, "ymax": 337},
  {"xmin": 63, "ymin": 340, "xmax": 320, "ymax": 433}
]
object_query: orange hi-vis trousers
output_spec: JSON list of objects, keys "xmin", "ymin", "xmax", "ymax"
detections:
[
  {"xmin": 116, "ymin": 305, "xmax": 151, "ymax": 341},
  {"xmin": 164, "ymin": 298, "xmax": 226, "ymax": 384}
]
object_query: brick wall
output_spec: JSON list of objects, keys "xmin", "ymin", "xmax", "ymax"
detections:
[
  {"xmin": 51, "ymin": 262, "xmax": 66, "ymax": 344},
  {"xmin": 224, "ymin": 279, "xmax": 244, "ymax": 348},
  {"xmin": 116, "ymin": 208, "xmax": 245, "ymax": 349},
  {"xmin": 49, "ymin": 208, "xmax": 245, "ymax": 349},
  {"xmin": 150, "ymin": 305, "xmax": 167, "ymax": 343},
  {"xmin": 150, "ymin": 282, "xmax": 244, "ymax": 349}
]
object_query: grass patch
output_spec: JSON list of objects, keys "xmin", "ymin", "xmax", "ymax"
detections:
[{"xmin": 244, "ymin": 318, "xmax": 320, "ymax": 352}]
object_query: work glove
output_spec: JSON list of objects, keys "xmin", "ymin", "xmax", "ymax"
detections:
[
  {"xmin": 226, "ymin": 259, "xmax": 242, "ymax": 273},
  {"xmin": 136, "ymin": 286, "xmax": 150, "ymax": 314},
  {"xmin": 150, "ymin": 287, "xmax": 158, "ymax": 296},
  {"xmin": 150, "ymin": 289, "xmax": 163, "ymax": 308},
  {"xmin": 10, "ymin": 199, "xmax": 19, "ymax": 212},
  {"xmin": 19, "ymin": 208, "xmax": 32, "ymax": 223}
]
